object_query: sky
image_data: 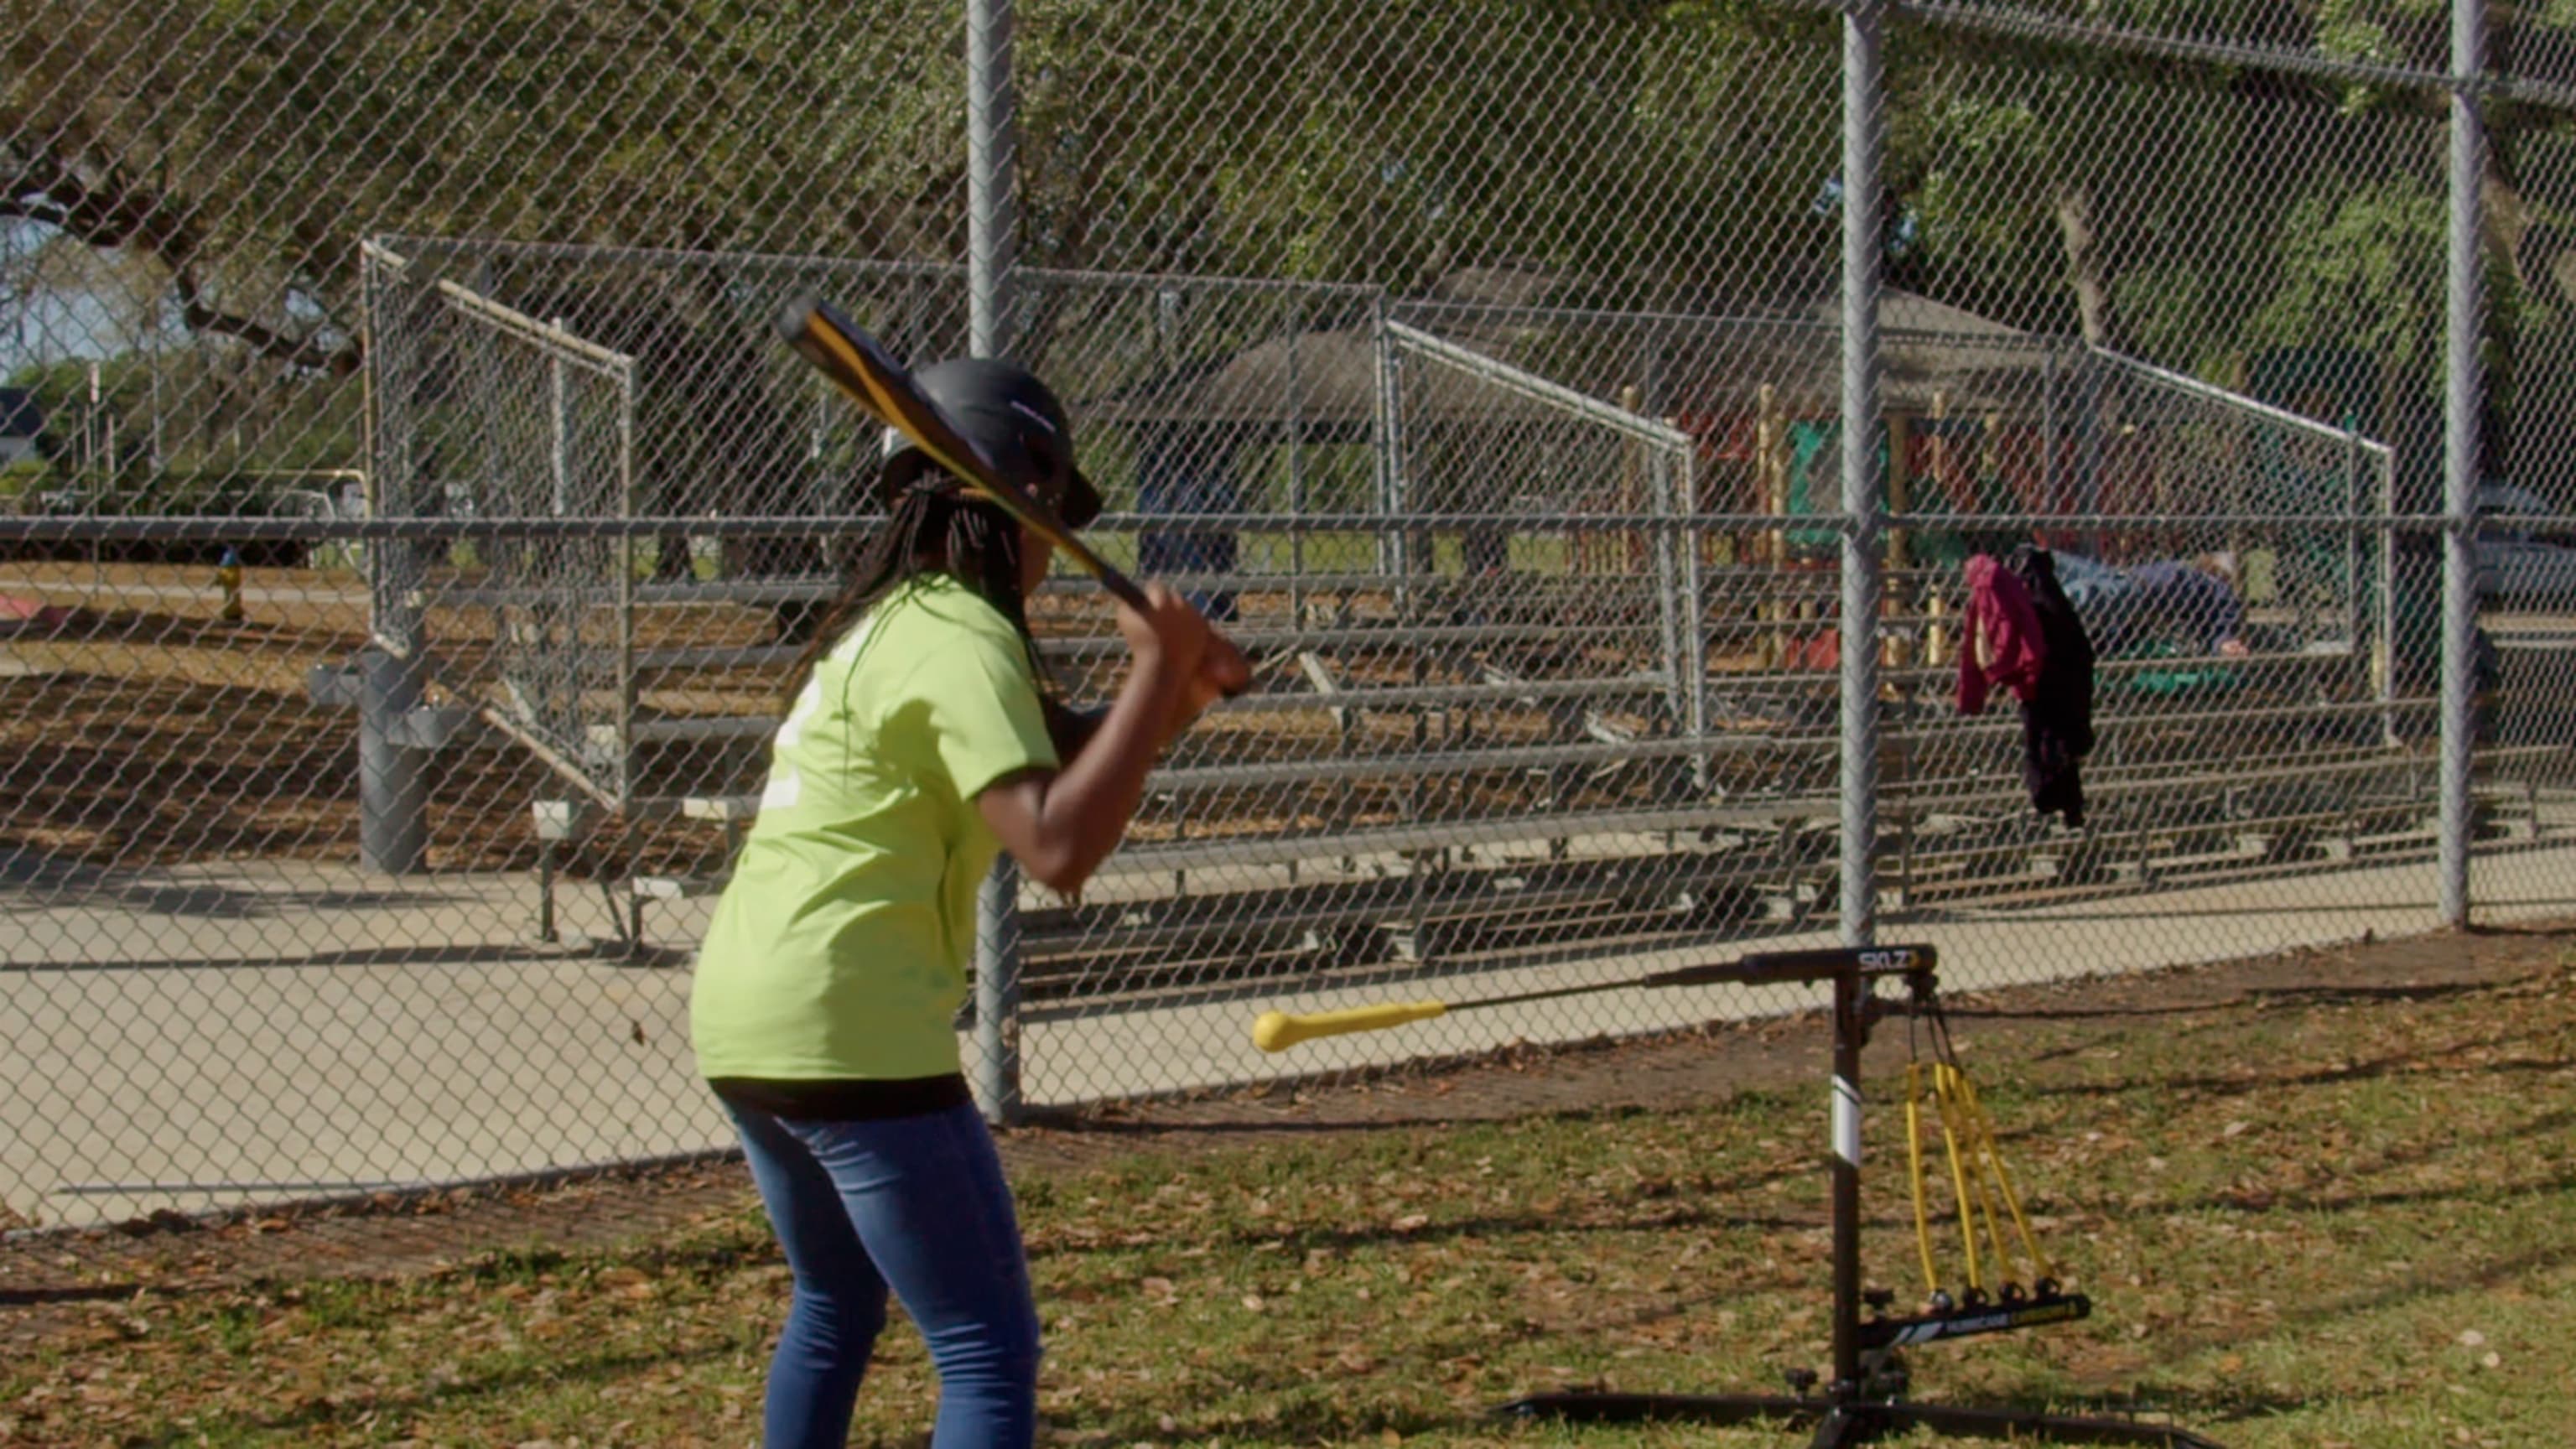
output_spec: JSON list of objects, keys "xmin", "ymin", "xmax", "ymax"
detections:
[{"xmin": 2, "ymin": 218, "xmax": 165, "ymax": 377}]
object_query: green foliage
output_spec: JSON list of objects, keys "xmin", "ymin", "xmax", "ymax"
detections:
[
  {"xmin": 0, "ymin": 458, "xmax": 50, "ymax": 496},
  {"xmin": 8, "ymin": 356, "xmax": 154, "ymax": 416},
  {"xmin": 2249, "ymin": 177, "xmax": 2446, "ymax": 374}
]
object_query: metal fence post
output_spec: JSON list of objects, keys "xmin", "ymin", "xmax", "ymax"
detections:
[
  {"xmin": 358, "ymin": 244, "xmax": 430, "ymax": 876},
  {"xmin": 968, "ymin": 0, "xmax": 1019, "ymax": 361},
  {"xmin": 1840, "ymin": 0, "xmax": 1885, "ymax": 948},
  {"xmin": 2440, "ymin": 0, "xmax": 2485, "ymax": 927},
  {"xmin": 968, "ymin": 0, "xmax": 1025, "ymax": 1119},
  {"xmin": 974, "ymin": 864, "xmax": 1024, "ymax": 1121}
]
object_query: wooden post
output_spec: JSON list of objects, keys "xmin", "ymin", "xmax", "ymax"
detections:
[
  {"xmin": 1758, "ymin": 384, "xmax": 1787, "ymax": 669},
  {"xmin": 1888, "ymin": 406, "xmax": 1914, "ymax": 574},
  {"xmin": 1760, "ymin": 384, "xmax": 1787, "ymax": 568},
  {"xmin": 1984, "ymin": 408, "xmax": 2003, "ymax": 525}
]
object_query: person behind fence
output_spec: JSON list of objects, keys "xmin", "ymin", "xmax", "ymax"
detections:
[
  {"xmin": 1135, "ymin": 420, "xmax": 1241, "ymax": 622},
  {"xmin": 687, "ymin": 358, "xmax": 1249, "ymax": 1449},
  {"xmin": 2048, "ymin": 548, "xmax": 2249, "ymax": 659}
]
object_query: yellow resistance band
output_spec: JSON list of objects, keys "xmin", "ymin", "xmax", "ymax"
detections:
[{"xmin": 1904, "ymin": 1062, "xmax": 1940, "ymax": 1296}]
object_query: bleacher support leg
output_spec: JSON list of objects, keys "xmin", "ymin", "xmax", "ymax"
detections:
[{"xmin": 358, "ymin": 648, "xmax": 430, "ymax": 875}]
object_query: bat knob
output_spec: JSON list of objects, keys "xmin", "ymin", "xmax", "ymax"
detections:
[{"xmin": 1250, "ymin": 1010, "xmax": 1295, "ymax": 1052}]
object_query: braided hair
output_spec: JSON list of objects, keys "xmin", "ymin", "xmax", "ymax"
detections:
[{"xmin": 783, "ymin": 484, "xmax": 1048, "ymax": 705}]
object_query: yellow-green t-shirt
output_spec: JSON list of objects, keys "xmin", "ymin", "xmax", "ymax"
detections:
[{"xmin": 688, "ymin": 575, "xmax": 1058, "ymax": 1083}]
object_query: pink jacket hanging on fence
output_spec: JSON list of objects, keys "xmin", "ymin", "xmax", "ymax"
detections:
[{"xmin": 1956, "ymin": 553, "xmax": 2047, "ymax": 715}]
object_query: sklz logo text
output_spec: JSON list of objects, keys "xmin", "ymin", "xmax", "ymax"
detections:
[{"xmin": 1854, "ymin": 949, "xmax": 1921, "ymax": 970}]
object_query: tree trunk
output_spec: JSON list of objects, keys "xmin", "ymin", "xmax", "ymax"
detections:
[
  {"xmin": 2484, "ymin": 132, "xmax": 2527, "ymax": 485},
  {"xmin": 2054, "ymin": 180, "xmax": 2120, "ymax": 353},
  {"xmin": 2054, "ymin": 179, "xmax": 2124, "ymax": 548}
]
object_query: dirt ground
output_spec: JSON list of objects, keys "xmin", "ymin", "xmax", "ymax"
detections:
[{"xmin": 5, "ymin": 917, "xmax": 2564, "ymax": 1353}]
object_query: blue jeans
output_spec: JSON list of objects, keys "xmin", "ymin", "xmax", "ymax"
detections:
[
  {"xmin": 725, "ymin": 1099, "xmax": 1042, "ymax": 1449},
  {"xmin": 2047, "ymin": 550, "xmax": 2125, "ymax": 617},
  {"xmin": 2048, "ymin": 551, "xmax": 2137, "ymax": 656}
]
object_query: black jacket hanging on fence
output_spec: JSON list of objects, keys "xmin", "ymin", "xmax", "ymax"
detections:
[{"xmin": 2007, "ymin": 546, "xmax": 2096, "ymax": 827}]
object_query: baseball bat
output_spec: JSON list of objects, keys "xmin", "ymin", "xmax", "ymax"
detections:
[
  {"xmin": 1249, "ymin": 948, "xmax": 1938, "ymax": 1052},
  {"xmin": 776, "ymin": 294, "xmax": 1248, "ymax": 699},
  {"xmin": 775, "ymin": 293, "xmax": 1150, "ymax": 610}
]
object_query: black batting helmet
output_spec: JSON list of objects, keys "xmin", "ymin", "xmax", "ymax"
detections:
[{"xmin": 878, "ymin": 358, "xmax": 1104, "ymax": 529}]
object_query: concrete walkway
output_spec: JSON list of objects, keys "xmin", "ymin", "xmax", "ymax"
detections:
[
  {"xmin": 2, "ymin": 860, "xmax": 712, "ymax": 1230},
  {"xmin": 5, "ymin": 844, "xmax": 2571, "ymax": 1229}
]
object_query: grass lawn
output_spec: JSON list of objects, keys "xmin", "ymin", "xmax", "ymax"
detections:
[{"xmin": 8, "ymin": 943, "xmax": 2574, "ymax": 1447}]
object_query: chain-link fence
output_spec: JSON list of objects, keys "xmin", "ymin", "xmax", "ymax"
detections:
[{"xmin": 6, "ymin": 0, "xmax": 2574, "ymax": 1229}]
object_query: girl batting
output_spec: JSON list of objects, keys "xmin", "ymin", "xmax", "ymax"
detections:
[{"xmin": 689, "ymin": 356, "xmax": 1247, "ymax": 1448}]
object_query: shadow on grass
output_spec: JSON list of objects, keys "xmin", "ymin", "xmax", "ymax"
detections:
[
  {"xmin": 1021, "ymin": 1098, "xmax": 1748, "ymax": 1142},
  {"xmin": 2024, "ymin": 1019, "xmax": 2568, "ymax": 1103},
  {"xmin": 2463, "ymin": 921, "xmax": 2576, "ymax": 939},
  {"xmin": 0, "ymin": 1280, "xmax": 153, "ymax": 1310},
  {"xmin": 2137, "ymin": 1225, "xmax": 2576, "ymax": 1374},
  {"xmin": 1252, "ymin": 1197, "xmax": 1822, "ymax": 1259},
  {"xmin": 1105, "ymin": 1400, "xmax": 1472, "ymax": 1446},
  {"xmin": 1099, "ymin": 1368, "xmax": 2303, "ymax": 1446},
  {"xmin": 1950, "ymin": 974, "xmax": 2524, "ymax": 1028},
  {"xmin": 1021, "ymin": 1190, "xmax": 1828, "ymax": 1265},
  {"xmin": 1963, "ymin": 1378, "xmax": 2309, "ymax": 1435},
  {"xmin": 2243, "ymin": 978, "xmax": 2552, "ymax": 1008}
]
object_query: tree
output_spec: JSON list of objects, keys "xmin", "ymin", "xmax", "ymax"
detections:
[{"xmin": 4, "ymin": 0, "xmax": 972, "ymax": 378}]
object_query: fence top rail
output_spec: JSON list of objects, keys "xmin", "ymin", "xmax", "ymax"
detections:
[
  {"xmin": 1386, "ymin": 319, "xmax": 1700, "ymax": 450},
  {"xmin": 373, "ymin": 235, "xmax": 972, "ymax": 283},
  {"xmin": 429, "ymin": 279, "xmax": 640, "ymax": 377},
  {"xmin": 384, "ymin": 238, "xmax": 2278, "ymax": 349},
  {"xmin": 1400, "ymin": 297, "xmax": 1845, "ymax": 337},
  {"xmin": 2088, "ymin": 345, "xmax": 2393, "ymax": 458},
  {"xmin": 370, "ymin": 234, "xmax": 1389, "ymax": 301},
  {"xmin": 1400, "ymin": 304, "xmax": 2090, "ymax": 363}
]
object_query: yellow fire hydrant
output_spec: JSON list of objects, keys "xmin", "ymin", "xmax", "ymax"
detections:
[{"xmin": 216, "ymin": 546, "xmax": 245, "ymax": 624}]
